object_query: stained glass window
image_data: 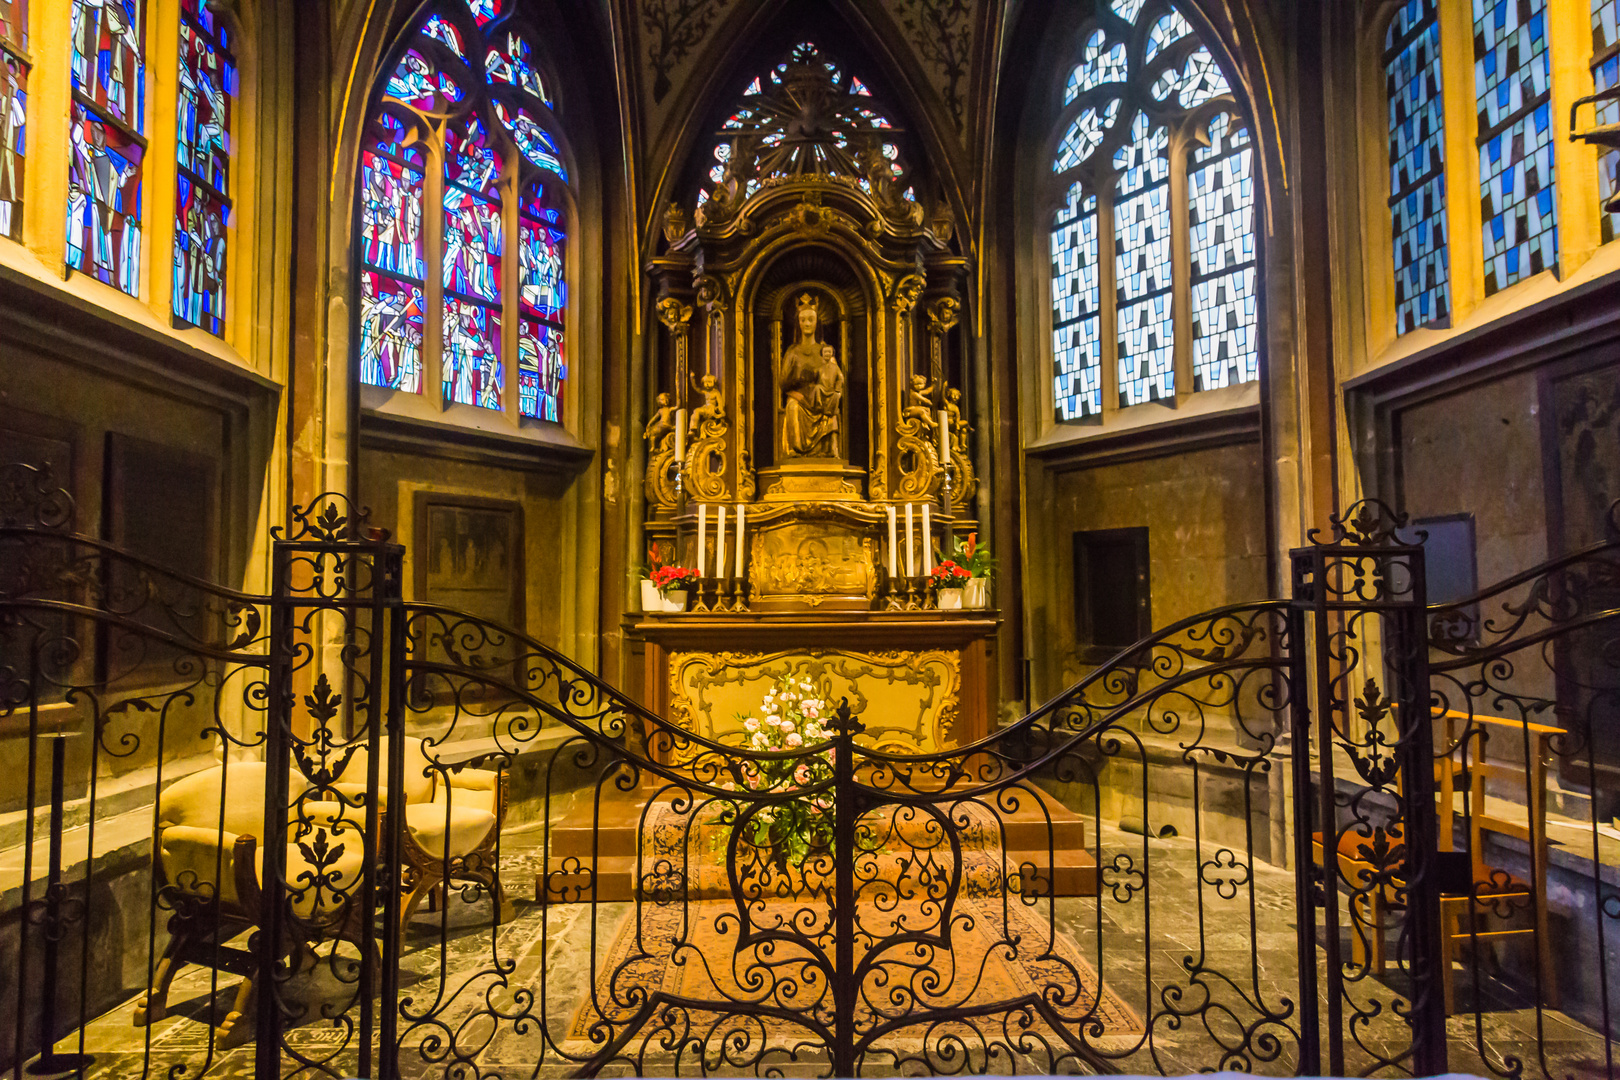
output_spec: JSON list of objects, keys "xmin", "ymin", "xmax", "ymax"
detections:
[
  {"xmin": 519, "ymin": 185, "xmax": 565, "ymax": 420},
  {"xmin": 1052, "ymin": 185, "xmax": 1102, "ymax": 419},
  {"xmin": 1049, "ymin": 0, "xmax": 1254, "ymax": 420},
  {"xmin": 1189, "ymin": 114, "xmax": 1257, "ymax": 389},
  {"xmin": 0, "ymin": 1, "xmax": 26, "ymax": 242},
  {"xmin": 1474, "ymin": 0, "xmax": 1556, "ymax": 294},
  {"xmin": 698, "ymin": 42, "xmax": 915, "ymax": 210},
  {"xmin": 173, "ymin": 0, "xmax": 233, "ymax": 334},
  {"xmin": 68, "ymin": 0, "xmax": 146, "ymax": 294},
  {"xmin": 1385, "ymin": 0, "xmax": 1449, "ymax": 333},
  {"xmin": 359, "ymin": 113, "xmax": 426, "ymax": 393},
  {"xmin": 358, "ymin": 0, "xmax": 570, "ymax": 422},
  {"xmin": 1593, "ymin": 0, "xmax": 1620, "ymax": 242}
]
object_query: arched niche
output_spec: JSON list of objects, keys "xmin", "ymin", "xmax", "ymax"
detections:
[{"xmin": 748, "ymin": 245, "xmax": 873, "ymax": 475}]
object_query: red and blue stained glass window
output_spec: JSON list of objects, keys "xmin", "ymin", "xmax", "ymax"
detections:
[
  {"xmin": 360, "ymin": 0, "xmax": 568, "ymax": 421},
  {"xmin": 0, "ymin": 0, "xmax": 26, "ymax": 242},
  {"xmin": 68, "ymin": 0, "xmax": 146, "ymax": 295},
  {"xmin": 173, "ymin": 0, "xmax": 233, "ymax": 335},
  {"xmin": 360, "ymin": 113, "xmax": 426, "ymax": 393},
  {"xmin": 519, "ymin": 186, "xmax": 565, "ymax": 420},
  {"xmin": 1474, "ymin": 0, "xmax": 1557, "ymax": 294}
]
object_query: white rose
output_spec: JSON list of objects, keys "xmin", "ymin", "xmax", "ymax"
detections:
[
  {"xmin": 743, "ymin": 717, "xmax": 759, "ymax": 732},
  {"xmin": 786, "ymin": 732, "xmax": 803, "ymax": 747}
]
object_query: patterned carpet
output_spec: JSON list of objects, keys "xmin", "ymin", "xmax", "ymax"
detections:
[{"xmin": 567, "ymin": 892, "xmax": 1143, "ymax": 1056}]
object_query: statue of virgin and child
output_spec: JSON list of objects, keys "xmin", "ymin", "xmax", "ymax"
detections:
[{"xmin": 778, "ymin": 293, "xmax": 844, "ymax": 460}]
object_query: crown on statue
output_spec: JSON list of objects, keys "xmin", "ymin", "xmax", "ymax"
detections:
[{"xmin": 796, "ymin": 292, "xmax": 819, "ymax": 315}]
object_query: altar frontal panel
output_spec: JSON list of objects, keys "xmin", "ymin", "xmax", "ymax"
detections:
[{"xmin": 668, "ymin": 648, "xmax": 960, "ymax": 755}]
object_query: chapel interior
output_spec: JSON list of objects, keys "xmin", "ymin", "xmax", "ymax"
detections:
[{"xmin": 1, "ymin": 0, "xmax": 1620, "ymax": 1076}]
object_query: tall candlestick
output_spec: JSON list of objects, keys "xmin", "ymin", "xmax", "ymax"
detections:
[
  {"xmin": 735, "ymin": 504, "xmax": 746, "ymax": 578},
  {"xmin": 905, "ymin": 503, "xmax": 916, "ymax": 578},
  {"xmin": 938, "ymin": 409, "xmax": 950, "ymax": 467},
  {"xmin": 696, "ymin": 504, "xmax": 707, "ymax": 577},
  {"xmin": 887, "ymin": 506, "xmax": 898, "ymax": 578},
  {"xmin": 674, "ymin": 409, "xmax": 687, "ymax": 463},
  {"xmin": 923, "ymin": 503, "xmax": 933, "ymax": 574},
  {"xmin": 716, "ymin": 506, "xmax": 728, "ymax": 579}
]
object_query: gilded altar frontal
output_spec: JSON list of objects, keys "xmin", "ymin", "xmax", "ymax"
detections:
[{"xmin": 3, "ymin": 0, "xmax": 1620, "ymax": 1076}]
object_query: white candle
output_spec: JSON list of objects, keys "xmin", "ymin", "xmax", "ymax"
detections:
[
  {"xmin": 716, "ymin": 506, "xmax": 728, "ymax": 579},
  {"xmin": 735, "ymin": 503, "xmax": 746, "ymax": 578},
  {"xmin": 923, "ymin": 503, "xmax": 933, "ymax": 574},
  {"xmin": 674, "ymin": 409, "xmax": 687, "ymax": 463},
  {"xmin": 905, "ymin": 503, "xmax": 915, "ymax": 578},
  {"xmin": 938, "ymin": 409, "xmax": 950, "ymax": 467},
  {"xmin": 696, "ymin": 504, "xmax": 707, "ymax": 577},
  {"xmin": 887, "ymin": 506, "xmax": 898, "ymax": 578}
]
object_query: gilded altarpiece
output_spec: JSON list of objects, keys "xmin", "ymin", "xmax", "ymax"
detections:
[{"xmin": 635, "ymin": 42, "xmax": 993, "ymax": 748}]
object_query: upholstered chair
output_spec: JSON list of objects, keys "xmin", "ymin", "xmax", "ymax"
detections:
[
  {"xmin": 329, "ymin": 735, "xmax": 512, "ymax": 930},
  {"xmin": 135, "ymin": 761, "xmax": 369, "ymax": 1037}
]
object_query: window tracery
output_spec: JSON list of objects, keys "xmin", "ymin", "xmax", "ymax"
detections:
[
  {"xmin": 1386, "ymin": 0, "xmax": 1449, "ymax": 333},
  {"xmin": 1048, "ymin": 0, "xmax": 1255, "ymax": 422},
  {"xmin": 173, "ymin": 0, "xmax": 233, "ymax": 335},
  {"xmin": 358, "ymin": 0, "xmax": 568, "ymax": 423},
  {"xmin": 695, "ymin": 42, "xmax": 919, "ymax": 226},
  {"xmin": 68, "ymin": 0, "xmax": 146, "ymax": 295}
]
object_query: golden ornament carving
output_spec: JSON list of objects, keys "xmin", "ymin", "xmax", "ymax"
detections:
[
  {"xmin": 892, "ymin": 274, "xmax": 926, "ymax": 314},
  {"xmin": 927, "ymin": 295, "xmax": 961, "ymax": 335},
  {"xmin": 643, "ymin": 391, "xmax": 680, "ymax": 510},
  {"xmin": 656, "ymin": 296, "xmax": 693, "ymax": 331},
  {"xmin": 751, "ymin": 522, "xmax": 874, "ymax": 606},
  {"xmin": 945, "ymin": 386, "xmax": 977, "ymax": 508},
  {"xmin": 667, "ymin": 647, "xmax": 962, "ymax": 756},
  {"xmin": 683, "ymin": 371, "xmax": 730, "ymax": 501},
  {"xmin": 895, "ymin": 373, "xmax": 941, "ymax": 500}
]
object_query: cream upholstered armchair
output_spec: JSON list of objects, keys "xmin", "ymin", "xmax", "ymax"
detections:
[
  {"xmin": 330, "ymin": 735, "xmax": 512, "ymax": 930},
  {"xmin": 135, "ymin": 761, "xmax": 368, "ymax": 1037}
]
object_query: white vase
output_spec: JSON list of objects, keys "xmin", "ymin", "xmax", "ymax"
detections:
[
  {"xmin": 964, "ymin": 577, "xmax": 989, "ymax": 609},
  {"xmin": 936, "ymin": 588, "xmax": 964, "ymax": 610},
  {"xmin": 664, "ymin": 590, "xmax": 688, "ymax": 613},
  {"xmin": 641, "ymin": 579, "xmax": 662, "ymax": 613}
]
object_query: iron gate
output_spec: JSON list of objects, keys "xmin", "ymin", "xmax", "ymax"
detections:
[{"xmin": 2, "ymin": 469, "xmax": 1617, "ymax": 1078}]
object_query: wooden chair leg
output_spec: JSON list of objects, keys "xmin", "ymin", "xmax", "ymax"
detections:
[
  {"xmin": 218, "ymin": 975, "xmax": 256, "ymax": 1041},
  {"xmin": 1369, "ymin": 891, "xmax": 1386, "ymax": 975},
  {"xmin": 133, "ymin": 923, "xmax": 191, "ymax": 1026},
  {"xmin": 1441, "ymin": 908, "xmax": 1457, "ymax": 1017},
  {"xmin": 399, "ymin": 873, "xmax": 438, "ymax": 934},
  {"xmin": 490, "ymin": 872, "xmax": 514, "ymax": 925}
]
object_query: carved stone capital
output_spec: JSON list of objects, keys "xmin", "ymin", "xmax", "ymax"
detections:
[
  {"xmin": 892, "ymin": 274, "xmax": 926, "ymax": 314},
  {"xmin": 656, "ymin": 296, "xmax": 694, "ymax": 331},
  {"xmin": 927, "ymin": 296, "xmax": 961, "ymax": 335}
]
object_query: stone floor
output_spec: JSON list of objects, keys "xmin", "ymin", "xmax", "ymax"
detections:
[{"xmin": 24, "ymin": 819, "xmax": 1619, "ymax": 1078}]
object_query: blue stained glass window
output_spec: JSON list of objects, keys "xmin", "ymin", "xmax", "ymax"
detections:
[
  {"xmin": 0, "ymin": 1, "xmax": 28, "ymax": 243},
  {"xmin": 1592, "ymin": 0, "xmax": 1620, "ymax": 242},
  {"xmin": 443, "ymin": 114, "xmax": 504, "ymax": 409},
  {"xmin": 68, "ymin": 0, "xmax": 146, "ymax": 295},
  {"xmin": 360, "ymin": 111, "xmax": 427, "ymax": 393},
  {"xmin": 173, "ymin": 0, "xmax": 234, "ymax": 335},
  {"xmin": 1049, "ymin": 0, "xmax": 1250, "ymax": 422},
  {"xmin": 1113, "ymin": 113, "xmax": 1174, "ymax": 406},
  {"xmin": 1474, "ymin": 0, "xmax": 1557, "ymax": 294},
  {"xmin": 1387, "ymin": 0, "xmax": 1450, "ymax": 333},
  {"xmin": 1052, "ymin": 184, "xmax": 1102, "ymax": 418},
  {"xmin": 1189, "ymin": 114, "xmax": 1257, "ymax": 390}
]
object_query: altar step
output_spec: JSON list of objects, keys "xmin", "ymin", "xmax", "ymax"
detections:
[{"xmin": 533, "ymin": 784, "xmax": 1098, "ymax": 903}]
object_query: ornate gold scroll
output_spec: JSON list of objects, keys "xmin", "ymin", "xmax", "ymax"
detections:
[{"xmin": 667, "ymin": 648, "xmax": 962, "ymax": 756}]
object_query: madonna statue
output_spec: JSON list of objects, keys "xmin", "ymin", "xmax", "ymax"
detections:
[{"xmin": 778, "ymin": 293, "xmax": 843, "ymax": 460}]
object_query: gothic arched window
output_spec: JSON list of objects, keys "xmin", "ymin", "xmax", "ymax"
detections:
[
  {"xmin": 1386, "ymin": 0, "xmax": 1449, "ymax": 333},
  {"xmin": 68, "ymin": 0, "xmax": 146, "ymax": 296},
  {"xmin": 1592, "ymin": 0, "xmax": 1620, "ymax": 242},
  {"xmin": 173, "ymin": 0, "xmax": 234, "ymax": 335},
  {"xmin": 358, "ymin": 0, "xmax": 569, "ymax": 422},
  {"xmin": 1048, "ymin": 0, "xmax": 1257, "ymax": 422}
]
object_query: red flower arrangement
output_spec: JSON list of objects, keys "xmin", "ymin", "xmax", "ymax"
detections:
[
  {"xmin": 650, "ymin": 565, "xmax": 700, "ymax": 594},
  {"xmin": 929, "ymin": 560, "xmax": 971, "ymax": 590}
]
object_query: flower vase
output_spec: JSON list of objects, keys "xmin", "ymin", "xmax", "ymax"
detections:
[
  {"xmin": 936, "ymin": 587, "xmax": 964, "ymax": 610},
  {"xmin": 641, "ymin": 579, "xmax": 662, "ymax": 613},
  {"xmin": 964, "ymin": 577, "xmax": 989, "ymax": 609},
  {"xmin": 664, "ymin": 590, "xmax": 689, "ymax": 613}
]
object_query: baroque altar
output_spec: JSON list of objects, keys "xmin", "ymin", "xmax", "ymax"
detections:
[{"xmin": 633, "ymin": 43, "xmax": 991, "ymax": 755}]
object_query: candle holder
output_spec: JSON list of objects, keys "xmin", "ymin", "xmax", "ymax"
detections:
[{"xmin": 728, "ymin": 579, "xmax": 753, "ymax": 613}]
